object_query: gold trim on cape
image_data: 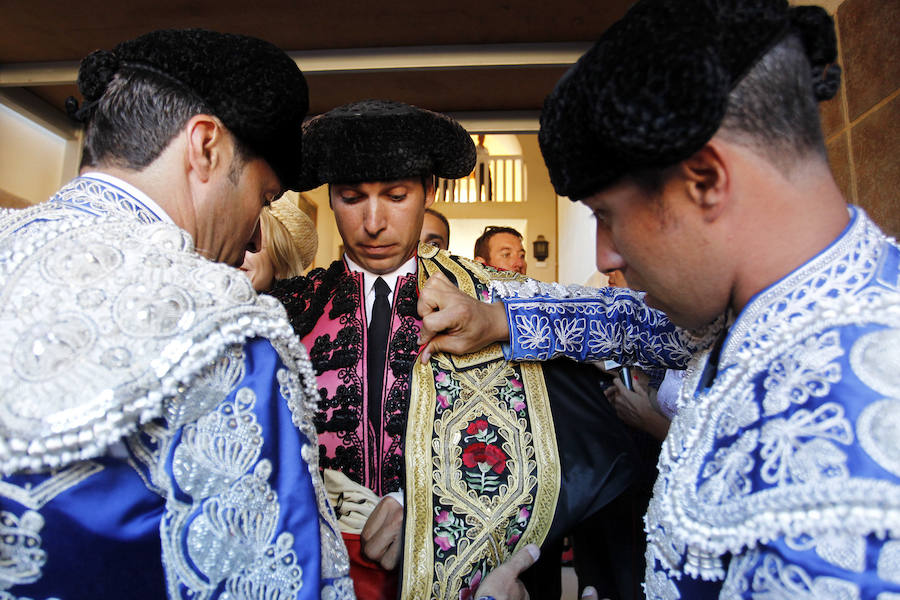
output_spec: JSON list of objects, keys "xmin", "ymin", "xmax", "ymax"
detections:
[{"xmin": 402, "ymin": 247, "xmax": 560, "ymax": 599}]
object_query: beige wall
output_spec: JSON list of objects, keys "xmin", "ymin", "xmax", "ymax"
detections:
[
  {"xmin": 304, "ymin": 185, "xmax": 344, "ymax": 270},
  {"xmin": 792, "ymin": 0, "xmax": 845, "ymax": 13},
  {"xmin": 432, "ymin": 134, "xmax": 559, "ymax": 281},
  {"xmin": 557, "ymin": 195, "xmax": 598, "ymax": 286},
  {"xmin": 0, "ymin": 104, "xmax": 72, "ymax": 205}
]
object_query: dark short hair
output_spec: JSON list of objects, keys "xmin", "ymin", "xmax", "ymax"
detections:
[
  {"xmin": 474, "ymin": 226, "xmax": 523, "ymax": 261},
  {"xmin": 424, "ymin": 208, "xmax": 450, "ymax": 235},
  {"xmin": 719, "ymin": 34, "xmax": 828, "ymax": 169},
  {"xmin": 628, "ymin": 34, "xmax": 828, "ymax": 194},
  {"xmin": 80, "ymin": 68, "xmax": 237, "ymax": 171}
]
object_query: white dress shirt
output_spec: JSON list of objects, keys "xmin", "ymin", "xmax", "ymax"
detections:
[{"xmin": 344, "ymin": 254, "xmax": 417, "ymax": 323}]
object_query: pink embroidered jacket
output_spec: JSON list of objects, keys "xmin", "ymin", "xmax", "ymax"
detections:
[{"xmin": 272, "ymin": 258, "xmax": 420, "ymax": 495}]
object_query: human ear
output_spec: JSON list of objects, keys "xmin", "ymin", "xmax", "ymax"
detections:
[
  {"xmin": 185, "ymin": 114, "xmax": 227, "ymax": 183},
  {"xmin": 474, "ymin": 256, "xmax": 486, "ymax": 265},
  {"xmin": 423, "ymin": 177, "xmax": 436, "ymax": 208},
  {"xmin": 680, "ymin": 142, "xmax": 728, "ymax": 221}
]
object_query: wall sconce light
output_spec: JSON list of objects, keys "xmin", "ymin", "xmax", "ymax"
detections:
[{"xmin": 533, "ymin": 234, "xmax": 550, "ymax": 262}]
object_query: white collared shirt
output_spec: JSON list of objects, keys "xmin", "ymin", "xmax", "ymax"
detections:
[
  {"xmin": 344, "ymin": 254, "xmax": 417, "ymax": 323},
  {"xmin": 81, "ymin": 171, "xmax": 176, "ymax": 225}
]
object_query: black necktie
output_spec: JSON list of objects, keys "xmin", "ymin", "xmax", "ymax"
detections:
[{"xmin": 367, "ymin": 277, "xmax": 391, "ymax": 431}]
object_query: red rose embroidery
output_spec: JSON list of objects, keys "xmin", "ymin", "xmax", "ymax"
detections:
[
  {"xmin": 462, "ymin": 442, "xmax": 507, "ymax": 474},
  {"xmin": 466, "ymin": 419, "xmax": 490, "ymax": 435}
]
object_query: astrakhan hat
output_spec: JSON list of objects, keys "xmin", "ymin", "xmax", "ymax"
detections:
[
  {"xmin": 69, "ymin": 29, "xmax": 309, "ymax": 190},
  {"xmin": 539, "ymin": 0, "xmax": 840, "ymax": 200},
  {"xmin": 297, "ymin": 99, "xmax": 476, "ymax": 191}
]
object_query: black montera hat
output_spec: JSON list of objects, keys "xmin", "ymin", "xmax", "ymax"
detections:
[
  {"xmin": 69, "ymin": 29, "xmax": 309, "ymax": 190},
  {"xmin": 539, "ymin": 0, "xmax": 840, "ymax": 200},
  {"xmin": 297, "ymin": 100, "xmax": 476, "ymax": 191}
]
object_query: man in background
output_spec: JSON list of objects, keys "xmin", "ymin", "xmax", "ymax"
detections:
[
  {"xmin": 473, "ymin": 225, "xmax": 527, "ymax": 274},
  {"xmin": 420, "ymin": 206, "xmax": 450, "ymax": 250},
  {"xmin": 474, "ymin": 133, "xmax": 492, "ymax": 201}
]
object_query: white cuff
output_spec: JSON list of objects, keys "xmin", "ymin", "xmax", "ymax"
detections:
[{"xmin": 384, "ymin": 490, "xmax": 404, "ymax": 508}]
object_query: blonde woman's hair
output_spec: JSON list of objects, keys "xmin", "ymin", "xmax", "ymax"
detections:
[{"xmin": 262, "ymin": 198, "xmax": 317, "ymax": 279}]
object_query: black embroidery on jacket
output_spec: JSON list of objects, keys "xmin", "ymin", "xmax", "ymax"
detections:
[{"xmin": 271, "ymin": 262, "xmax": 422, "ymax": 493}]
